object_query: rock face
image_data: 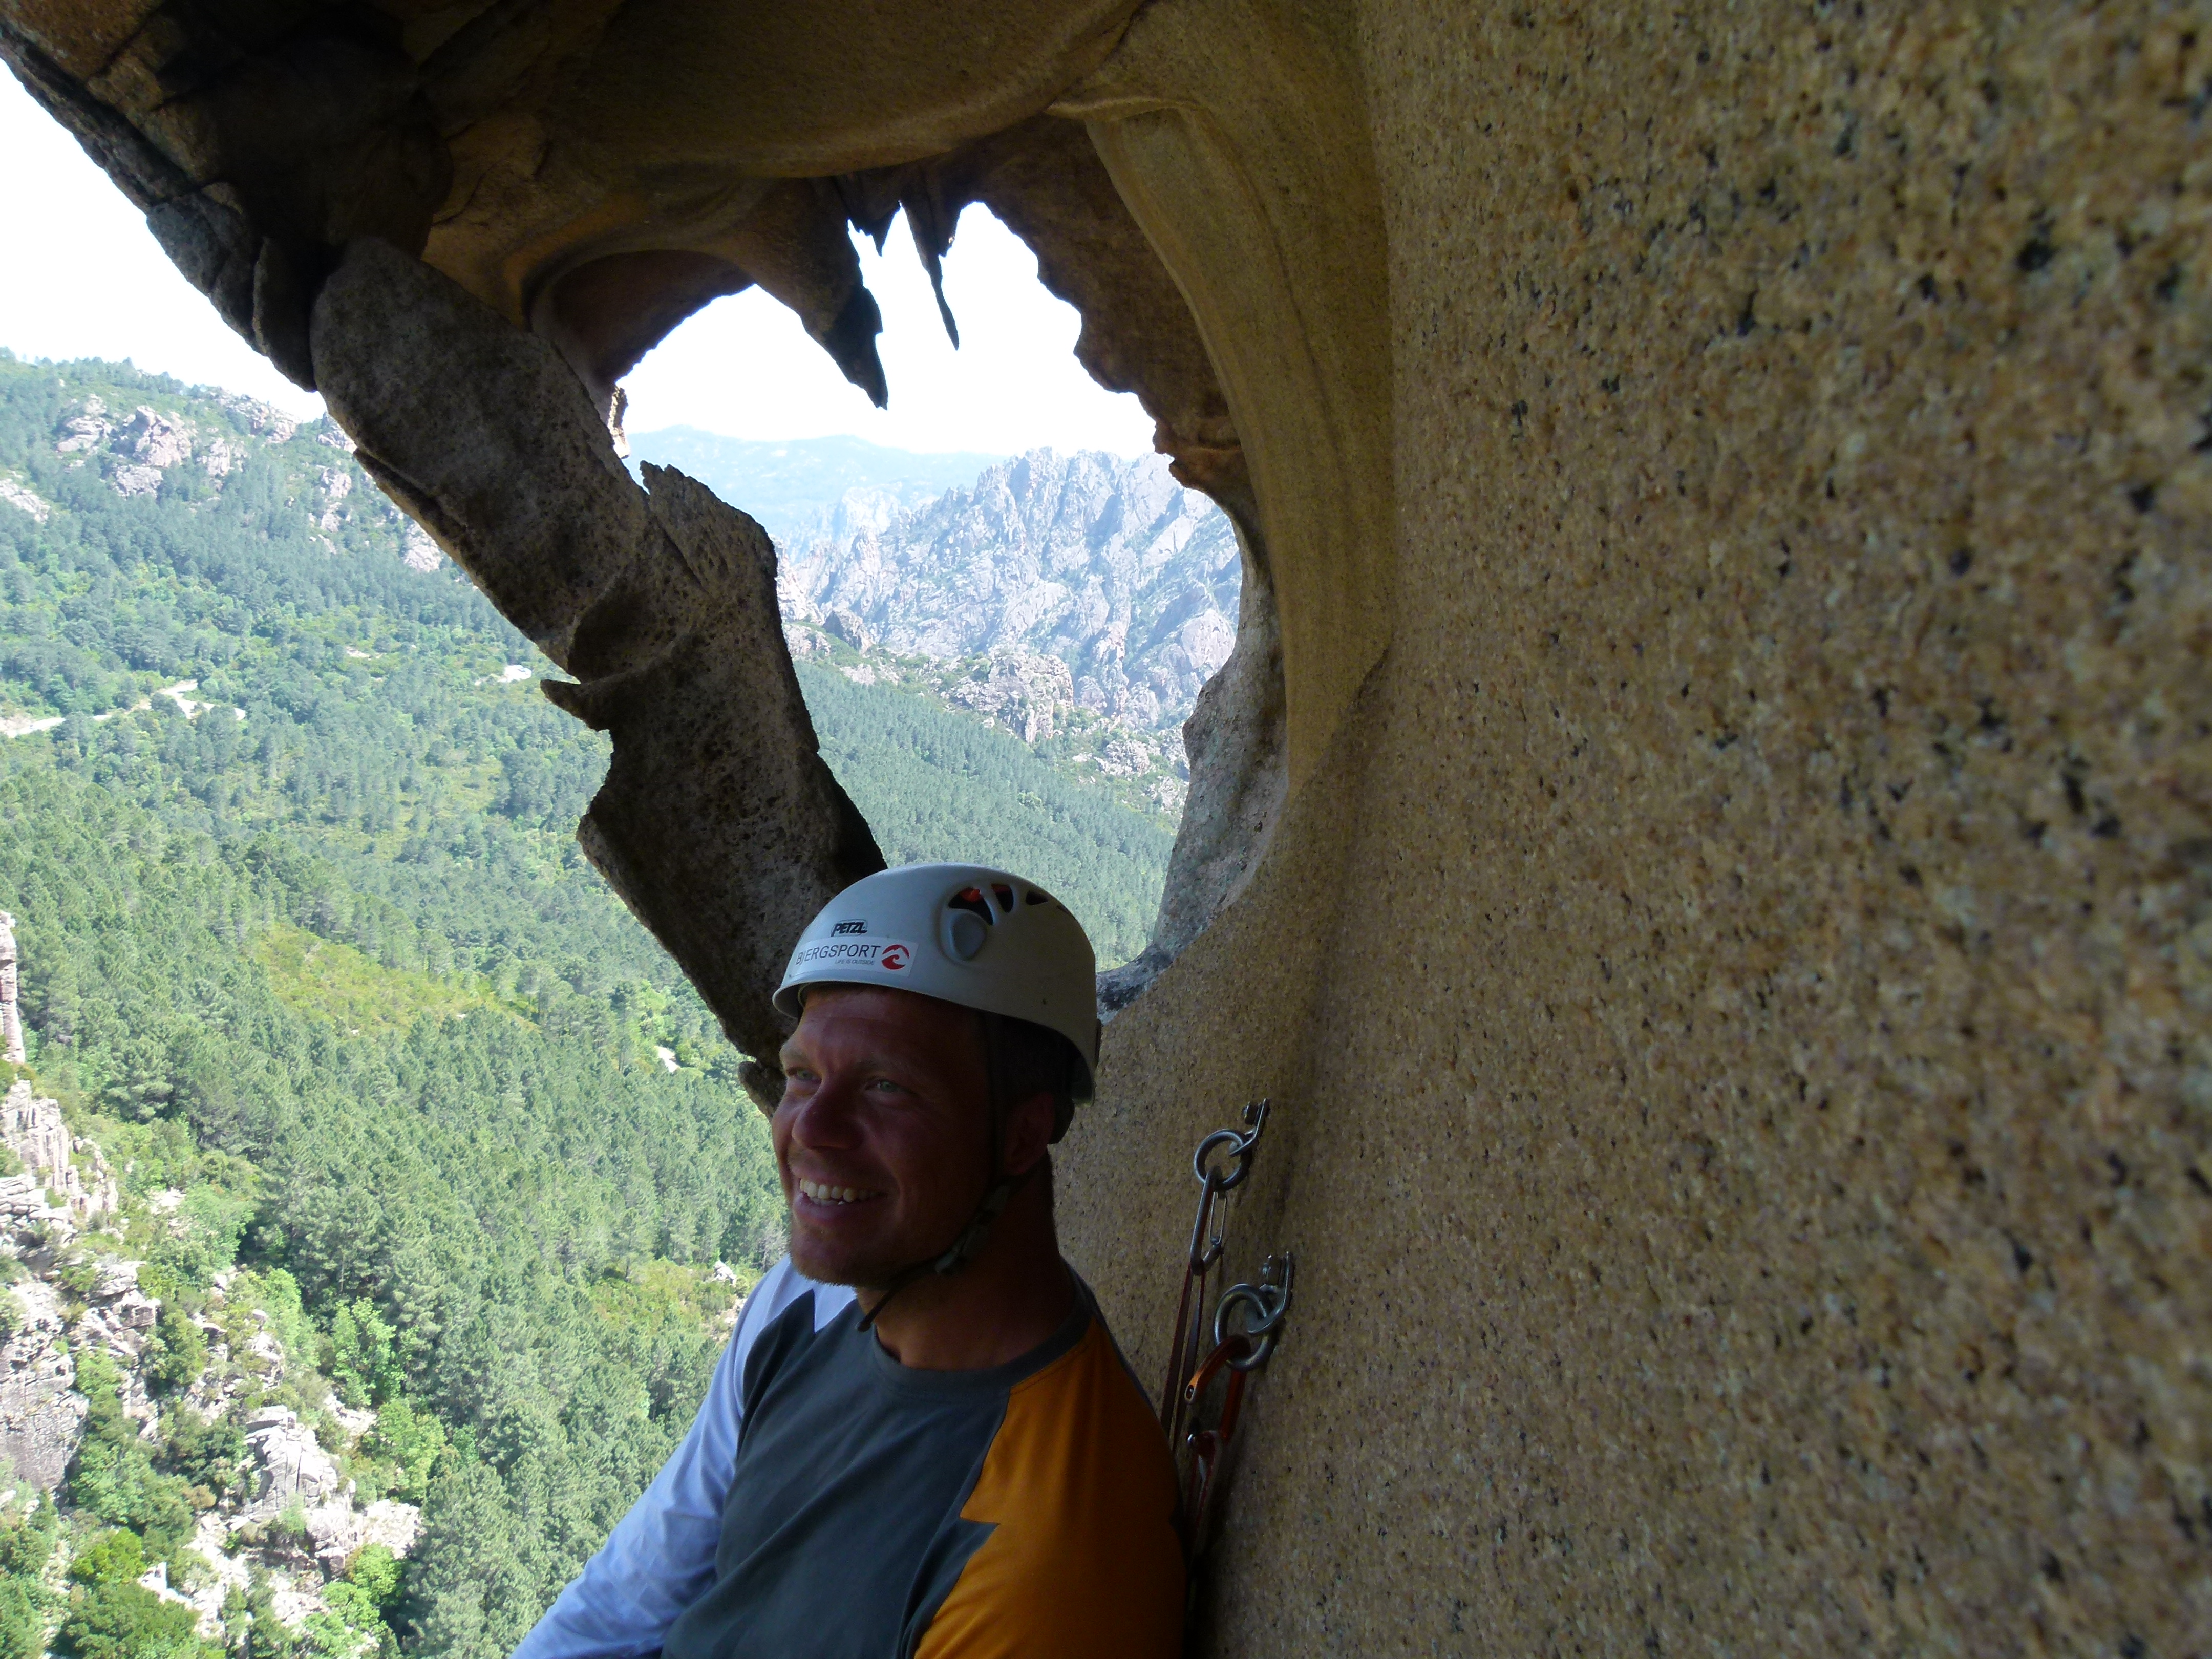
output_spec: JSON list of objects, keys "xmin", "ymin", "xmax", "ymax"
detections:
[
  {"xmin": 0, "ymin": 1278, "xmax": 83, "ymax": 1489},
  {"xmin": 119, "ymin": 405, "xmax": 192, "ymax": 469},
  {"xmin": 1063, "ymin": 7, "xmax": 2212, "ymax": 1658},
  {"xmin": 779, "ymin": 450, "xmax": 1239, "ymax": 734},
  {"xmin": 0, "ymin": 1079, "xmax": 117, "ymax": 1227},
  {"xmin": 0, "ymin": 1084, "xmax": 66, "ymax": 1195},
  {"xmin": 18, "ymin": 385, "xmax": 444, "ymax": 589},
  {"xmin": 241, "ymin": 1405, "xmax": 343, "ymax": 1508},
  {"xmin": 940, "ymin": 649, "xmax": 1076, "ymax": 745},
  {"xmin": 0, "ymin": 1229, "xmax": 422, "ymax": 1628},
  {"xmin": 0, "ymin": 480, "xmax": 51, "ymax": 524},
  {"xmin": 75, "ymin": 1259, "xmax": 157, "ymax": 1362},
  {"xmin": 399, "ymin": 520, "xmax": 442, "ymax": 572},
  {"xmin": 0, "ymin": 915, "xmax": 25, "ymax": 1067},
  {"xmin": 0, "ymin": 1075, "xmax": 129, "ymax": 1490}
]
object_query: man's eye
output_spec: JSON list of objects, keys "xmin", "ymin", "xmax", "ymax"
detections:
[{"xmin": 864, "ymin": 1077, "xmax": 909, "ymax": 1095}]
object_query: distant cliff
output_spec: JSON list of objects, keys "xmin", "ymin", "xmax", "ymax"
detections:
[
  {"xmin": 778, "ymin": 449, "xmax": 1239, "ymax": 740},
  {"xmin": 0, "ymin": 925, "xmax": 420, "ymax": 1648}
]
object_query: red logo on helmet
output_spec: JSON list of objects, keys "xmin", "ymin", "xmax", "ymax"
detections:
[{"xmin": 879, "ymin": 944, "xmax": 911, "ymax": 971}]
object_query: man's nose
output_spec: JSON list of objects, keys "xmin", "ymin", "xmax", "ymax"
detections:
[{"xmin": 786, "ymin": 1073, "xmax": 865, "ymax": 1149}]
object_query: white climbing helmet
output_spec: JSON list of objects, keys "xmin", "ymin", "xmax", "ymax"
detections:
[{"xmin": 773, "ymin": 863, "xmax": 1100, "ymax": 1102}]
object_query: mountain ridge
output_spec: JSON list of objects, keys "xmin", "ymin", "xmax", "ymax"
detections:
[
  {"xmin": 628, "ymin": 424, "xmax": 1242, "ymax": 820},
  {"xmin": 623, "ymin": 428, "xmax": 1006, "ymax": 547}
]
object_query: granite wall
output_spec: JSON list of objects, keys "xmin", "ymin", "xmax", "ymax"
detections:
[{"xmin": 1061, "ymin": 4, "xmax": 2210, "ymax": 1652}]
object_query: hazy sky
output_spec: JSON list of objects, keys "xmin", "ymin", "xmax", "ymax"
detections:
[{"xmin": 0, "ymin": 74, "xmax": 1153, "ymax": 457}]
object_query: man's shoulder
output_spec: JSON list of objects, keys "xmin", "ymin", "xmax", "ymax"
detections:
[
  {"xmin": 730, "ymin": 1259, "xmax": 858, "ymax": 1388},
  {"xmin": 1004, "ymin": 1312, "xmax": 1179, "ymax": 1499},
  {"xmin": 914, "ymin": 1313, "xmax": 1185, "ymax": 1657},
  {"xmin": 743, "ymin": 1257, "xmax": 858, "ymax": 1329},
  {"xmin": 998, "ymin": 1310, "xmax": 1183, "ymax": 1573}
]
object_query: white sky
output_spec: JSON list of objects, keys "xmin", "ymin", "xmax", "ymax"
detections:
[{"xmin": 0, "ymin": 72, "xmax": 1153, "ymax": 457}]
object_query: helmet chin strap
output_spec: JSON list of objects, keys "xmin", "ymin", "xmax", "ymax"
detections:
[{"xmin": 858, "ymin": 1014, "xmax": 1031, "ymax": 1335}]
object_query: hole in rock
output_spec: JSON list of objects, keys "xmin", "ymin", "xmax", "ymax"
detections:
[{"xmin": 615, "ymin": 207, "xmax": 1246, "ymax": 971}]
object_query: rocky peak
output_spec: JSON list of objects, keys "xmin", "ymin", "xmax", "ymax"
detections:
[
  {"xmin": 120, "ymin": 406, "xmax": 193, "ymax": 469},
  {"xmin": 942, "ymin": 650, "xmax": 1077, "ymax": 744},
  {"xmin": 0, "ymin": 479, "xmax": 52, "ymax": 524},
  {"xmin": 399, "ymin": 519, "xmax": 443, "ymax": 572},
  {"xmin": 54, "ymin": 399, "xmax": 112, "ymax": 455},
  {"xmin": 778, "ymin": 447, "xmax": 1240, "ymax": 735},
  {"xmin": 214, "ymin": 392, "xmax": 298, "ymax": 444}
]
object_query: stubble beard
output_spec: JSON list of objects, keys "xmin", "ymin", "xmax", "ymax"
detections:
[{"xmin": 786, "ymin": 1206, "xmax": 919, "ymax": 1293}]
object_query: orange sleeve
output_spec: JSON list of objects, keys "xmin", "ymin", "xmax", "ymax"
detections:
[{"xmin": 917, "ymin": 1321, "xmax": 1185, "ymax": 1659}]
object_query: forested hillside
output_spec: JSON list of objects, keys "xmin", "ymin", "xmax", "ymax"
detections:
[{"xmin": 0, "ymin": 351, "xmax": 1172, "ymax": 1659}]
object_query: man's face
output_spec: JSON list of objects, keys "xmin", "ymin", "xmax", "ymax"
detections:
[{"xmin": 774, "ymin": 986, "xmax": 993, "ymax": 1288}]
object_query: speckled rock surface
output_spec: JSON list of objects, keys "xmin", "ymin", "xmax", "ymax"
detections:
[{"xmin": 1062, "ymin": 4, "xmax": 2212, "ymax": 1654}]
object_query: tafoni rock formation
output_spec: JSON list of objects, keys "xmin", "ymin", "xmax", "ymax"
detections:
[{"xmin": 2, "ymin": 2, "xmax": 2202, "ymax": 1651}]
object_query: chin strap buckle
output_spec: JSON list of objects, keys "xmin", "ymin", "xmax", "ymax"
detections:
[{"xmin": 932, "ymin": 1177, "xmax": 1016, "ymax": 1274}]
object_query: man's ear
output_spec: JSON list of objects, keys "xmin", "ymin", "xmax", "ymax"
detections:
[{"xmin": 1001, "ymin": 1089, "xmax": 1057, "ymax": 1179}]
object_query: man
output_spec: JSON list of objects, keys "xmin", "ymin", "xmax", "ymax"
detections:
[{"xmin": 513, "ymin": 863, "xmax": 1185, "ymax": 1659}]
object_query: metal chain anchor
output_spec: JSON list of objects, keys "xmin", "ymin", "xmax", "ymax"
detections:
[
  {"xmin": 1158, "ymin": 1097, "xmax": 1270, "ymax": 1448},
  {"xmin": 1179, "ymin": 1252, "xmax": 1294, "ymax": 1541},
  {"xmin": 1158, "ymin": 1100, "xmax": 1296, "ymax": 1560}
]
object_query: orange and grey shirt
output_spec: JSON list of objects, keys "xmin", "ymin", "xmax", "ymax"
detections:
[{"xmin": 513, "ymin": 1257, "xmax": 1184, "ymax": 1659}]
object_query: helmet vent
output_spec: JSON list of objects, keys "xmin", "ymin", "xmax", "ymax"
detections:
[{"xmin": 947, "ymin": 909, "xmax": 989, "ymax": 961}]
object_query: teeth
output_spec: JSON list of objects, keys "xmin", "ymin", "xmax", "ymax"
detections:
[{"xmin": 798, "ymin": 1177, "xmax": 879, "ymax": 1206}]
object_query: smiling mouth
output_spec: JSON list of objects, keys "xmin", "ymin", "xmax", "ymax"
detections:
[{"xmin": 796, "ymin": 1177, "xmax": 884, "ymax": 1207}]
